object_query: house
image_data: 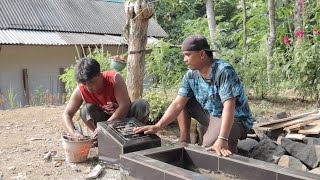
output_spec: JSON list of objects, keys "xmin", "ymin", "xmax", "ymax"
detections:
[{"xmin": 0, "ymin": 0, "xmax": 167, "ymax": 108}]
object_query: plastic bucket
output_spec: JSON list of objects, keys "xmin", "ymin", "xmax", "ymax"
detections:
[
  {"xmin": 62, "ymin": 137, "xmax": 91, "ymax": 163},
  {"xmin": 110, "ymin": 59, "xmax": 127, "ymax": 71}
]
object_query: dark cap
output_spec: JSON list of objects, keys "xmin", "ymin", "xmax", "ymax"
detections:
[{"xmin": 181, "ymin": 35, "xmax": 216, "ymax": 52}]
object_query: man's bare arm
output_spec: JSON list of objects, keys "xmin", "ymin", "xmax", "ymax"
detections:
[
  {"xmin": 156, "ymin": 95, "xmax": 190, "ymax": 129},
  {"xmin": 108, "ymin": 73, "xmax": 131, "ymax": 121},
  {"xmin": 206, "ymin": 97, "xmax": 235, "ymax": 156},
  {"xmin": 62, "ymin": 87, "xmax": 83, "ymax": 136},
  {"xmin": 133, "ymin": 95, "xmax": 189, "ymax": 134},
  {"xmin": 219, "ymin": 97, "xmax": 236, "ymax": 141}
]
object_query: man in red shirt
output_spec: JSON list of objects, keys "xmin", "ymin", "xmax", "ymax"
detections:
[{"xmin": 62, "ymin": 58, "xmax": 149, "ymax": 138}]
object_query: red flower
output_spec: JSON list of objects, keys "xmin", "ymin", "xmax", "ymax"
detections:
[
  {"xmin": 295, "ymin": 29, "xmax": 304, "ymax": 40},
  {"xmin": 283, "ymin": 35, "xmax": 291, "ymax": 46},
  {"xmin": 313, "ymin": 29, "xmax": 319, "ymax": 36}
]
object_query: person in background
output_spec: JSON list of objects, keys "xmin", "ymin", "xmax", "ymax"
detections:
[
  {"xmin": 62, "ymin": 58, "xmax": 149, "ymax": 138},
  {"xmin": 133, "ymin": 35, "xmax": 253, "ymax": 157}
]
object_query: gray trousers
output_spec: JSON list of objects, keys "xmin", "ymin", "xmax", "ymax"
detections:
[
  {"xmin": 186, "ymin": 97, "xmax": 247, "ymax": 153},
  {"xmin": 80, "ymin": 99, "xmax": 150, "ymax": 125}
]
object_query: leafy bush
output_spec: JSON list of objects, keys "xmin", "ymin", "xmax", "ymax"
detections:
[
  {"xmin": 143, "ymin": 90, "xmax": 172, "ymax": 122},
  {"xmin": 181, "ymin": 18, "xmax": 210, "ymax": 42},
  {"xmin": 59, "ymin": 65, "xmax": 77, "ymax": 100},
  {"xmin": 284, "ymin": 37, "xmax": 320, "ymax": 102},
  {"xmin": 144, "ymin": 40, "xmax": 189, "ymax": 122},
  {"xmin": 31, "ymin": 85, "xmax": 45, "ymax": 106},
  {"xmin": 145, "ymin": 40, "xmax": 186, "ymax": 93},
  {"xmin": 7, "ymin": 82, "xmax": 17, "ymax": 109}
]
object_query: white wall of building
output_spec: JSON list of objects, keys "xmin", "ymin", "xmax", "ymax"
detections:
[{"xmin": 0, "ymin": 44, "xmax": 120, "ymax": 107}]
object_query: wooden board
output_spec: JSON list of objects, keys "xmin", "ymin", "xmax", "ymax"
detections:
[
  {"xmin": 255, "ymin": 109, "xmax": 319, "ymax": 128},
  {"xmin": 257, "ymin": 114, "xmax": 320, "ymax": 131},
  {"xmin": 283, "ymin": 123, "xmax": 307, "ymax": 133},
  {"xmin": 285, "ymin": 133, "xmax": 306, "ymax": 140},
  {"xmin": 298, "ymin": 124, "xmax": 320, "ymax": 135}
]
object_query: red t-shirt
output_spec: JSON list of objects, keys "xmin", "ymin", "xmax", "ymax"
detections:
[{"xmin": 79, "ymin": 71, "xmax": 118, "ymax": 115}]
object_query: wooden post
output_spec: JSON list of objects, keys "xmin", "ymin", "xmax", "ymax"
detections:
[
  {"xmin": 22, "ymin": 69, "xmax": 30, "ymax": 105},
  {"xmin": 59, "ymin": 68, "xmax": 66, "ymax": 104},
  {"xmin": 206, "ymin": 0, "xmax": 219, "ymax": 57},
  {"xmin": 125, "ymin": 0, "xmax": 154, "ymax": 101},
  {"xmin": 267, "ymin": 0, "xmax": 276, "ymax": 86}
]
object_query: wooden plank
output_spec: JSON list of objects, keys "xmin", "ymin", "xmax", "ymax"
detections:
[
  {"xmin": 284, "ymin": 120, "xmax": 320, "ymax": 133},
  {"xmin": 255, "ymin": 109, "xmax": 319, "ymax": 128},
  {"xmin": 258, "ymin": 114, "xmax": 320, "ymax": 131},
  {"xmin": 306, "ymin": 120, "xmax": 320, "ymax": 125},
  {"xmin": 285, "ymin": 133, "xmax": 306, "ymax": 140},
  {"xmin": 283, "ymin": 123, "xmax": 307, "ymax": 133},
  {"xmin": 298, "ymin": 124, "xmax": 320, "ymax": 135}
]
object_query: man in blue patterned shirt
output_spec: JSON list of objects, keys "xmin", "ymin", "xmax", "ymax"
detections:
[{"xmin": 134, "ymin": 35, "xmax": 253, "ymax": 157}]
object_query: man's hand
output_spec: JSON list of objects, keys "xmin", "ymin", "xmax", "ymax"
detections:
[
  {"xmin": 70, "ymin": 130, "xmax": 84, "ymax": 138},
  {"xmin": 91, "ymin": 129, "xmax": 98, "ymax": 139},
  {"xmin": 205, "ymin": 139, "xmax": 232, "ymax": 157},
  {"xmin": 133, "ymin": 125, "xmax": 161, "ymax": 134}
]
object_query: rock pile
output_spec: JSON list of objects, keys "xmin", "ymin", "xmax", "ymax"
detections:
[{"xmin": 238, "ymin": 109, "xmax": 320, "ymax": 175}]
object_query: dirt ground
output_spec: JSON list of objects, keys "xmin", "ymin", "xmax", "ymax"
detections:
[
  {"xmin": 0, "ymin": 98, "xmax": 316, "ymax": 180},
  {"xmin": 0, "ymin": 105, "xmax": 181, "ymax": 180},
  {"xmin": 0, "ymin": 105, "xmax": 97, "ymax": 180}
]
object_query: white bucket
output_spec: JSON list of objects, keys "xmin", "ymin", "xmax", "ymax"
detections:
[{"xmin": 62, "ymin": 137, "xmax": 91, "ymax": 163}]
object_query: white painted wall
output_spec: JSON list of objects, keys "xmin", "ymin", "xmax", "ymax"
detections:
[{"xmin": 0, "ymin": 44, "xmax": 121, "ymax": 107}]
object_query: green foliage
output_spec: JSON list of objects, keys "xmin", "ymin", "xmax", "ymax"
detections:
[
  {"xmin": 243, "ymin": 42, "xmax": 269, "ymax": 98},
  {"xmin": 32, "ymin": 85, "xmax": 45, "ymax": 106},
  {"xmin": 7, "ymin": 82, "xmax": 16, "ymax": 109},
  {"xmin": 150, "ymin": 0, "xmax": 320, "ymax": 104},
  {"xmin": 145, "ymin": 40, "xmax": 186, "ymax": 92},
  {"xmin": 221, "ymin": 40, "xmax": 270, "ymax": 99},
  {"xmin": 284, "ymin": 38, "xmax": 320, "ymax": 102},
  {"xmin": 270, "ymin": 1, "xmax": 320, "ymax": 102},
  {"xmin": 181, "ymin": 18, "xmax": 210, "ymax": 41},
  {"xmin": 154, "ymin": 0, "xmax": 240, "ymax": 41},
  {"xmin": 143, "ymin": 90, "xmax": 172, "ymax": 122},
  {"xmin": 59, "ymin": 65, "xmax": 77, "ymax": 100},
  {"xmin": 214, "ymin": 0, "xmax": 238, "ymax": 23},
  {"xmin": 144, "ymin": 40, "xmax": 186, "ymax": 121},
  {"xmin": 214, "ymin": 21, "xmax": 238, "ymax": 49},
  {"xmin": 153, "ymin": 0, "xmax": 204, "ymax": 41},
  {"xmin": 216, "ymin": 0, "xmax": 320, "ymax": 101},
  {"xmin": 230, "ymin": 0, "xmax": 269, "ymax": 49}
]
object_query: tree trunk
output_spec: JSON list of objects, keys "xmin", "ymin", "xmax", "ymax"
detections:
[
  {"xmin": 242, "ymin": 0, "xmax": 247, "ymax": 63},
  {"xmin": 267, "ymin": 0, "xmax": 276, "ymax": 86},
  {"xmin": 125, "ymin": 0, "xmax": 154, "ymax": 101},
  {"xmin": 206, "ymin": 0, "xmax": 218, "ymax": 55}
]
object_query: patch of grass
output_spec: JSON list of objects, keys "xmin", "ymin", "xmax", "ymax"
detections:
[{"xmin": 249, "ymin": 96, "xmax": 316, "ymax": 118}]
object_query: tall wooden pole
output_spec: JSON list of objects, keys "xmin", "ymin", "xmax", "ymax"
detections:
[
  {"xmin": 242, "ymin": 0, "xmax": 247, "ymax": 63},
  {"xmin": 206, "ymin": 0, "xmax": 218, "ymax": 56},
  {"xmin": 124, "ymin": 0, "xmax": 154, "ymax": 101},
  {"xmin": 267, "ymin": 0, "xmax": 276, "ymax": 86}
]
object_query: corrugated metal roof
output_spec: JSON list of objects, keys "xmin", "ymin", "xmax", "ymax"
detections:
[
  {"xmin": 0, "ymin": 29, "xmax": 126, "ymax": 45},
  {"xmin": 0, "ymin": 0, "xmax": 167, "ymax": 38}
]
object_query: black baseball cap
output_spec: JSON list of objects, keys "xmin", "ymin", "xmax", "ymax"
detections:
[{"xmin": 181, "ymin": 35, "xmax": 217, "ymax": 52}]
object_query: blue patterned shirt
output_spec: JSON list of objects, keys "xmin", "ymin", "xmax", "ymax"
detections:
[{"xmin": 178, "ymin": 59, "xmax": 253, "ymax": 130}]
